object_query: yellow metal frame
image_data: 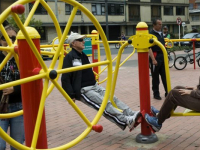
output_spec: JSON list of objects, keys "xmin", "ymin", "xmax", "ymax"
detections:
[{"xmin": 0, "ymin": 0, "xmax": 112, "ymax": 149}]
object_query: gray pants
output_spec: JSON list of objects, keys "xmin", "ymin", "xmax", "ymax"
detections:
[
  {"xmin": 80, "ymin": 83, "xmax": 137, "ymax": 130},
  {"xmin": 158, "ymin": 86, "xmax": 200, "ymax": 124}
]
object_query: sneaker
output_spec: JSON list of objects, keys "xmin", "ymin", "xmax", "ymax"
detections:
[
  {"xmin": 145, "ymin": 113, "xmax": 162, "ymax": 132},
  {"xmin": 127, "ymin": 111, "xmax": 140, "ymax": 129},
  {"xmin": 151, "ymin": 106, "xmax": 159, "ymax": 117}
]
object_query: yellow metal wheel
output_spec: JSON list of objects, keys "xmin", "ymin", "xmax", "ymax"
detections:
[{"xmin": 0, "ymin": 0, "xmax": 112, "ymax": 149}]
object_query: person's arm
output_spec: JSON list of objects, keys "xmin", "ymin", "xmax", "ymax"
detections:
[
  {"xmin": 149, "ymin": 48, "xmax": 157, "ymax": 65},
  {"xmin": 61, "ymin": 55, "xmax": 76, "ymax": 99}
]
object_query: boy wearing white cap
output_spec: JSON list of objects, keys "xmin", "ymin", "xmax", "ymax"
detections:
[{"xmin": 61, "ymin": 32, "xmax": 140, "ymax": 131}]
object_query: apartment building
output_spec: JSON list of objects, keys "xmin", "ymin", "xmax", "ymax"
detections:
[
  {"xmin": 0, "ymin": 0, "xmax": 189, "ymax": 41},
  {"xmin": 188, "ymin": 0, "xmax": 200, "ymax": 32}
]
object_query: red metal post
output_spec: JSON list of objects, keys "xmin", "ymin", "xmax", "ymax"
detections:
[
  {"xmin": 17, "ymin": 27, "xmax": 48, "ymax": 148},
  {"xmin": 192, "ymin": 39, "xmax": 196, "ymax": 69},
  {"xmin": 91, "ymin": 30, "xmax": 99, "ymax": 80},
  {"xmin": 138, "ymin": 52, "xmax": 151, "ymax": 136}
]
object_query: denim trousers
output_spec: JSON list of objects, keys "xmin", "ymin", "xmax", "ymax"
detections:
[{"xmin": 0, "ymin": 102, "xmax": 24, "ymax": 150}]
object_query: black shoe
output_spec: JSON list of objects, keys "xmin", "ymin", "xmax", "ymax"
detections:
[
  {"xmin": 165, "ymin": 93, "xmax": 168, "ymax": 97},
  {"xmin": 154, "ymin": 95, "xmax": 162, "ymax": 100}
]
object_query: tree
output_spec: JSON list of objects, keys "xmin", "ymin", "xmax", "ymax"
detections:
[{"xmin": 6, "ymin": 14, "xmax": 42, "ymax": 31}]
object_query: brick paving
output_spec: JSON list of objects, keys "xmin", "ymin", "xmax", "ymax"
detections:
[{"xmin": 5, "ymin": 47, "xmax": 200, "ymax": 150}]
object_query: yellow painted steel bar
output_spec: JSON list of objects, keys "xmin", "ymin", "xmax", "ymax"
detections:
[
  {"xmin": 40, "ymin": 51, "xmax": 56, "ymax": 55},
  {"xmin": 98, "ymin": 48, "xmax": 136, "ymax": 84},
  {"xmin": 40, "ymin": 0, "xmax": 64, "ymax": 97},
  {"xmin": 51, "ymin": 79, "xmax": 92, "ymax": 127},
  {"xmin": 154, "ymin": 40, "xmax": 171, "ymax": 92},
  {"xmin": 96, "ymin": 41, "xmax": 127, "ymax": 44},
  {"xmin": 12, "ymin": 13, "xmax": 48, "ymax": 72},
  {"xmin": 0, "ymin": 47, "xmax": 13, "ymax": 51},
  {"xmin": 99, "ymin": 55, "xmax": 118, "ymax": 75},
  {"xmin": 31, "ymin": 78, "xmax": 49, "ymax": 149},
  {"xmin": 169, "ymin": 38, "xmax": 200, "ymax": 42},
  {"xmin": 49, "ymin": 6, "xmax": 78, "ymax": 69},
  {"xmin": 57, "ymin": 61, "xmax": 110, "ymax": 75},
  {"xmin": 0, "ymin": 73, "xmax": 46, "ymax": 90},
  {"xmin": 171, "ymin": 112, "xmax": 200, "ymax": 116},
  {"xmin": 24, "ymin": 0, "xmax": 40, "ymax": 27},
  {"xmin": 40, "ymin": 44, "xmax": 69, "ymax": 48},
  {"xmin": 0, "ymin": 24, "xmax": 12, "ymax": 47},
  {"xmin": 0, "ymin": 52, "xmax": 12, "ymax": 72},
  {"xmin": 110, "ymin": 42, "xmax": 129, "ymax": 109},
  {"xmin": 0, "ymin": 110, "xmax": 23, "ymax": 119},
  {"xmin": 0, "ymin": 127, "xmax": 29, "ymax": 150}
]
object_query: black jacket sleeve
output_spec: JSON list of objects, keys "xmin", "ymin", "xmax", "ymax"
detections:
[{"xmin": 61, "ymin": 54, "xmax": 76, "ymax": 99}]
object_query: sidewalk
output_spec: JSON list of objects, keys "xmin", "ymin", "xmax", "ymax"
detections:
[{"xmin": 5, "ymin": 49, "xmax": 200, "ymax": 150}]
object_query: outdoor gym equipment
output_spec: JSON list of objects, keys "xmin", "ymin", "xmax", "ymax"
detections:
[{"xmin": 0, "ymin": 0, "xmax": 113, "ymax": 149}]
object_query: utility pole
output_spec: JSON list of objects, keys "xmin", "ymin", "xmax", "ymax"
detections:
[
  {"xmin": 55, "ymin": 0, "xmax": 59, "ymax": 22},
  {"xmin": 105, "ymin": 0, "xmax": 109, "ymax": 40}
]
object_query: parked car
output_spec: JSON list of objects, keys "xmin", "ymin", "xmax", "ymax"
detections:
[
  {"xmin": 173, "ymin": 33, "xmax": 200, "ymax": 47},
  {"xmin": 40, "ymin": 37, "xmax": 70, "ymax": 59}
]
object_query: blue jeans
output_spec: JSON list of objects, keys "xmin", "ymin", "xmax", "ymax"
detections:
[{"xmin": 0, "ymin": 102, "xmax": 24, "ymax": 150}]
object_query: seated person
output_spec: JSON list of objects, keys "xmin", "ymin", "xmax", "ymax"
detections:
[
  {"xmin": 61, "ymin": 31, "xmax": 140, "ymax": 131},
  {"xmin": 145, "ymin": 82, "xmax": 200, "ymax": 132}
]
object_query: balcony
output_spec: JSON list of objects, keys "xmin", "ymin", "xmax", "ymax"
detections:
[
  {"xmin": 151, "ymin": 0, "xmax": 161, "ymax": 3},
  {"xmin": 129, "ymin": 17, "xmax": 141, "ymax": 22}
]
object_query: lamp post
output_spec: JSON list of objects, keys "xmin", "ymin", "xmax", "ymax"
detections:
[
  {"xmin": 55, "ymin": 0, "xmax": 59, "ymax": 21},
  {"xmin": 105, "ymin": 0, "xmax": 109, "ymax": 40}
]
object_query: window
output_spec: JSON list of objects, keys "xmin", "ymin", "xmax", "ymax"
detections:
[
  {"xmin": 151, "ymin": 6, "xmax": 161, "ymax": 20},
  {"xmin": 164, "ymin": 6, "xmax": 173, "ymax": 15},
  {"xmin": 129, "ymin": 5, "xmax": 140, "ymax": 21},
  {"xmin": 65, "ymin": 4, "xmax": 81, "ymax": 15},
  {"xmin": 92, "ymin": 3, "xmax": 105, "ymax": 15},
  {"xmin": 192, "ymin": 25, "xmax": 200, "ymax": 29},
  {"xmin": 29, "ymin": 3, "xmax": 47, "ymax": 14},
  {"xmin": 191, "ymin": 15, "xmax": 200, "ymax": 21},
  {"xmin": 151, "ymin": 0, "xmax": 161, "ymax": 3},
  {"xmin": 128, "ymin": 0, "xmax": 140, "ymax": 2},
  {"xmin": 197, "ymin": 4, "xmax": 200, "ymax": 9},
  {"xmin": 37, "ymin": 26, "xmax": 46, "ymax": 41},
  {"xmin": 176, "ymin": 6, "xmax": 185, "ymax": 15},
  {"xmin": 189, "ymin": 4, "xmax": 193, "ymax": 10},
  {"xmin": 108, "ymin": 4, "xmax": 124, "ymax": 15}
]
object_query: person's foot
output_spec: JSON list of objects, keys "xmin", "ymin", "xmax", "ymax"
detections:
[
  {"xmin": 145, "ymin": 113, "xmax": 162, "ymax": 132},
  {"xmin": 151, "ymin": 106, "xmax": 159, "ymax": 117},
  {"xmin": 154, "ymin": 95, "xmax": 162, "ymax": 100},
  {"xmin": 127, "ymin": 111, "xmax": 141, "ymax": 129},
  {"xmin": 165, "ymin": 93, "xmax": 168, "ymax": 97}
]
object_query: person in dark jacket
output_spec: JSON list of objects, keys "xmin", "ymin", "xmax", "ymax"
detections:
[
  {"xmin": 149, "ymin": 18, "xmax": 168, "ymax": 100},
  {"xmin": 145, "ymin": 81, "xmax": 200, "ymax": 132},
  {"xmin": 61, "ymin": 32, "xmax": 140, "ymax": 131},
  {"xmin": 0, "ymin": 26, "xmax": 24, "ymax": 150}
]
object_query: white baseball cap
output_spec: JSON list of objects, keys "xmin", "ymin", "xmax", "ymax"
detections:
[{"xmin": 67, "ymin": 31, "xmax": 86, "ymax": 44}]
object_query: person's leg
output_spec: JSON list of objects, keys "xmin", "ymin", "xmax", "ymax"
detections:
[
  {"xmin": 157, "ymin": 88, "xmax": 200, "ymax": 124},
  {"xmin": 0, "ymin": 118, "xmax": 9, "ymax": 150},
  {"xmin": 80, "ymin": 85, "xmax": 139, "ymax": 130},
  {"xmin": 151, "ymin": 61, "xmax": 160, "ymax": 98},
  {"xmin": 112, "ymin": 95, "xmax": 138, "ymax": 116},
  {"xmin": 159, "ymin": 62, "xmax": 168, "ymax": 96},
  {"xmin": 9, "ymin": 103, "xmax": 24, "ymax": 150}
]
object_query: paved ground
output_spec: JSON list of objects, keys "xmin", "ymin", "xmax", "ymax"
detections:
[{"xmin": 5, "ymin": 46, "xmax": 200, "ymax": 150}]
